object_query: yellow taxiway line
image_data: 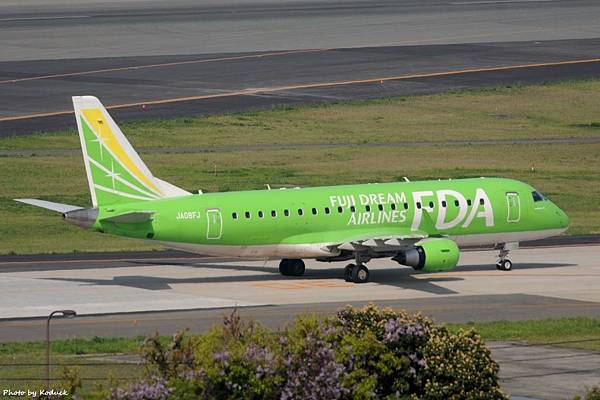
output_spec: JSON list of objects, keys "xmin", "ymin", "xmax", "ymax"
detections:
[{"xmin": 1, "ymin": 57, "xmax": 599, "ymax": 123}]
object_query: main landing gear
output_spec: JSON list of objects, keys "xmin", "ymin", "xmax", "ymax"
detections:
[
  {"xmin": 279, "ymin": 259, "xmax": 305, "ymax": 276},
  {"xmin": 344, "ymin": 253, "xmax": 370, "ymax": 284},
  {"xmin": 496, "ymin": 246, "xmax": 513, "ymax": 271}
]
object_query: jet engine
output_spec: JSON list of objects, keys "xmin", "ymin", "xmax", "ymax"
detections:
[{"xmin": 393, "ymin": 238, "xmax": 459, "ymax": 272}]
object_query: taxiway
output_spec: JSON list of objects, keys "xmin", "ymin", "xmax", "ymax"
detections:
[{"xmin": 1, "ymin": 244, "xmax": 599, "ymax": 342}]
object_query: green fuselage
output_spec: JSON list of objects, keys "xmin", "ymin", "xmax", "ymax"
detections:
[{"xmin": 91, "ymin": 177, "xmax": 569, "ymax": 258}]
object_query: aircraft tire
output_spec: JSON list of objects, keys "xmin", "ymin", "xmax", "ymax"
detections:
[
  {"xmin": 351, "ymin": 265, "xmax": 369, "ymax": 284},
  {"xmin": 279, "ymin": 259, "xmax": 305, "ymax": 276},
  {"xmin": 292, "ymin": 259, "xmax": 306, "ymax": 276},
  {"xmin": 344, "ymin": 264, "xmax": 355, "ymax": 282},
  {"xmin": 496, "ymin": 259, "xmax": 513, "ymax": 271}
]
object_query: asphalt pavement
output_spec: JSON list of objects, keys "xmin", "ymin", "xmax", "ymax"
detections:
[
  {"xmin": 2, "ymin": 0, "xmax": 599, "ymax": 62},
  {"xmin": 2, "ymin": 38, "xmax": 600, "ymax": 135}
]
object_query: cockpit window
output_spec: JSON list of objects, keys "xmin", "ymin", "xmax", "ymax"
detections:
[{"xmin": 532, "ymin": 191, "xmax": 545, "ymax": 202}]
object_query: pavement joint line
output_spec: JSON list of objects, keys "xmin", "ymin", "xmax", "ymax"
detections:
[
  {"xmin": 1, "ymin": 57, "xmax": 599, "ymax": 122},
  {"xmin": 1, "ymin": 299, "xmax": 599, "ymax": 325},
  {"xmin": 0, "ymin": 256, "xmax": 223, "ymax": 266},
  {"xmin": 502, "ymin": 368, "xmax": 600, "ymax": 380},
  {"xmin": 491, "ymin": 338, "xmax": 600, "ymax": 349},
  {"xmin": 0, "ymin": 48, "xmax": 324, "ymax": 85},
  {"xmin": 496, "ymin": 353, "xmax": 600, "ymax": 363}
]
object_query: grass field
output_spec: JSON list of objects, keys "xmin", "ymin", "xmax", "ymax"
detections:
[
  {"xmin": 1, "ymin": 317, "xmax": 599, "ymax": 396},
  {"xmin": 1, "ymin": 80, "xmax": 599, "ymax": 254},
  {"xmin": 449, "ymin": 317, "xmax": 600, "ymax": 351}
]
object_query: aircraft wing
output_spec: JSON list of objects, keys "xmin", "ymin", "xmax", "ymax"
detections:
[
  {"xmin": 328, "ymin": 230, "xmax": 429, "ymax": 253},
  {"xmin": 320, "ymin": 211, "xmax": 441, "ymax": 253}
]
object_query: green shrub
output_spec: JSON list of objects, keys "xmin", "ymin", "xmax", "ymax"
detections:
[
  {"xmin": 574, "ymin": 385, "xmax": 600, "ymax": 400},
  {"xmin": 107, "ymin": 304, "xmax": 508, "ymax": 399},
  {"xmin": 421, "ymin": 327, "xmax": 504, "ymax": 399}
]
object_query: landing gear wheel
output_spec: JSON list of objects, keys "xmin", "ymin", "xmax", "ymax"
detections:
[
  {"xmin": 351, "ymin": 265, "xmax": 370, "ymax": 284},
  {"xmin": 496, "ymin": 244, "xmax": 514, "ymax": 271},
  {"xmin": 344, "ymin": 264, "xmax": 355, "ymax": 282},
  {"xmin": 279, "ymin": 259, "xmax": 305, "ymax": 276},
  {"xmin": 496, "ymin": 259, "xmax": 512, "ymax": 271}
]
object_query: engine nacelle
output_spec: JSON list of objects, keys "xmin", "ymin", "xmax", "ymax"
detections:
[{"xmin": 393, "ymin": 238, "xmax": 460, "ymax": 272}]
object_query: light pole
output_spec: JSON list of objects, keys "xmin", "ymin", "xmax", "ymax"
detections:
[{"xmin": 46, "ymin": 310, "xmax": 77, "ymax": 389}]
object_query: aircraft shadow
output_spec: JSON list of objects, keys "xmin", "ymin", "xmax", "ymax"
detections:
[
  {"xmin": 45, "ymin": 270, "xmax": 461, "ymax": 294},
  {"xmin": 44, "ymin": 261, "xmax": 573, "ymax": 295},
  {"xmin": 453, "ymin": 262, "xmax": 575, "ymax": 272}
]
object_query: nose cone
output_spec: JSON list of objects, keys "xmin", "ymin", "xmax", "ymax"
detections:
[{"xmin": 553, "ymin": 204, "xmax": 570, "ymax": 231}]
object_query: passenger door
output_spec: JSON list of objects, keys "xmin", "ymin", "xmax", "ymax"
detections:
[
  {"xmin": 506, "ymin": 192, "xmax": 520, "ymax": 223},
  {"xmin": 206, "ymin": 208, "xmax": 222, "ymax": 239}
]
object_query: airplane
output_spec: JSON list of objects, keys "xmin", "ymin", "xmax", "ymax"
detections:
[{"xmin": 16, "ymin": 96, "xmax": 570, "ymax": 283}]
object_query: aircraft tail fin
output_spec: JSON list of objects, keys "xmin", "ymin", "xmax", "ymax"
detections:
[{"xmin": 72, "ymin": 96, "xmax": 190, "ymax": 207}]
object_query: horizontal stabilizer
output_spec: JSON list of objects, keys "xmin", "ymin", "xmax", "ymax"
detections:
[
  {"xmin": 101, "ymin": 211, "xmax": 154, "ymax": 224},
  {"xmin": 14, "ymin": 199, "xmax": 83, "ymax": 213}
]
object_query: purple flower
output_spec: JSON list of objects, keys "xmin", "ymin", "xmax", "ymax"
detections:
[
  {"xmin": 383, "ymin": 318, "xmax": 428, "ymax": 343},
  {"xmin": 213, "ymin": 351, "xmax": 230, "ymax": 364},
  {"xmin": 280, "ymin": 335, "xmax": 348, "ymax": 400},
  {"xmin": 109, "ymin": 378, "xmax": 171, "ymax": 400}
]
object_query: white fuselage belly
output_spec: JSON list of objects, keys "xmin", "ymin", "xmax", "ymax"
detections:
[{"xmin": 157, "ymin": 228, "xmax": 565, "ymax": 259}]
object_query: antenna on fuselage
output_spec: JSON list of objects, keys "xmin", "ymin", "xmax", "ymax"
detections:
[{"xmin": 403, "ymin": 177, "xmax": 410, "ymax": 182}]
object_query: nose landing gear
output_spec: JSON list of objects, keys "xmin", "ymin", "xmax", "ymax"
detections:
[
  {"xmin": 496, "ymin": 258, "xmax": 513, "ymax": 271},
  {"xmin": 495, "ymin": 244, "xmax": 514, "ymax": 271}
]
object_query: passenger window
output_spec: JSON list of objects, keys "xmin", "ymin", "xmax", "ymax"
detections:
[
  {"xmin": 271, "ymin": 210, "xmax": 277, "ymax": 217},
  {"xmin": 298, "ymin": 209, "xmax": 304, "ymax": 216},
  {"xmin": 232, "ymin": 212, "xmax": 238, "ymax": 219},
  {"xmin": 479, "ymin": 198, "xmax": 485, "ymax": 205},
  {"xmin": 429, "ymin": 201, "xmax": 434, "ymax": 209},
  {"xmin": 391, "ymin": 203, "xmax": 396, "ymax": 211},
  {"xmin": 378, "ymin": 204, "xmax": 384, "ymax": 211},
  {"xmin": 337, "ymin": 206, "xmax": 343, "ymax": 213},
  {"xmin": 258, "ymin": 211, "xmax": 264, "ymax": 218},
  {"xmin": 350, "ymin": 205, "xmax": 356, "ymax": 213},
  {"xmin": 245, "ymin": 211, "xmax": 251, "ymax": 219},
  {"xmin": 454, "ymin": 200, "xmax": 459, "ymax": 207},
  {"xmin": 441, "ymin": 201, "xmax": 447, "ymax": 208},
  {"xmin": 284, "ymin": 209, "xmax": 290, "ymax": 217},
  {"xmin": 365, "ymin": 205, "xmax": 371, "ymax": 212},
  {"xmin": 312, "ymin": 208, "xmax": 317, "ymax": 215},
  {"xmin": 404, "ymin": 203, "xmax": 409, "ymax": 210},
  {"xmin": 467, "ymin": 199, "xmax": 472, "ymax": 206},
  {"xmin": 416, "ymin": 202, "xmax": 422, "ymax": 209},
  {"xmin": 325, "ymin": 207, "xmax": 330, "ymax": 214}
]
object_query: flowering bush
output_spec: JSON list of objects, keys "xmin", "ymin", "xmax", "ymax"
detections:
[
  {"xmin": 105, "ymin": 305, "xmax": 508, "ymax": 399},
  {"xmin": 420, "ymin": 327, "xmax": 505, "ymax": 399},
  {"xmin": 108, "ymin": 378, "xmax": 171, "ymax": 400}
]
